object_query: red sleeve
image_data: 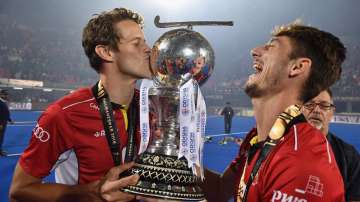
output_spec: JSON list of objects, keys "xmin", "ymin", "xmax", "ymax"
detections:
[
  {"xmin": 19, "ymin": 104, "xmax": 74, "ymax": 178},
  {"xmin": 258, "ymin": 125, "xmax": 345, "ymax": 202}
]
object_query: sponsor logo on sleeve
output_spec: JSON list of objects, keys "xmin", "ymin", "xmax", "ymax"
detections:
[
  {"xmin": 90, "ymin": 103, "xmax": 100, "ymax": 111},
  {"xmin": 271, "ymin": 190, "xmax": 307, "ymax": 202},
  {"xmin": 94, "ymin": 130, "xmax": 106, "ymax": 137},
  {"xmin": 271, "ymin": 175, "xmax": 324, "ymax": 202},
  {"xmin": 32, "ymin": 124, "xmax": 50, "ymax": 142},
  {"xmin": 304, "ymin": 175, "xmax": 324, "ymax": 197}
]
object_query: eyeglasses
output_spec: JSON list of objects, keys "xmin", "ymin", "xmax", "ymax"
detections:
[{"xmin": 303, "ymin": 101, "xmax": 335, "ymax": 111}]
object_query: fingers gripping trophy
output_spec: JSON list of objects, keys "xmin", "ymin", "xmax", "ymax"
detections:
[{"xmin": 122, "ymin": 16, "xmax": 233, "ymax": 201}]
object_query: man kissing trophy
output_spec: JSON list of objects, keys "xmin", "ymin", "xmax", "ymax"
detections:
[{"xmin": 122, "ymin": 16, "xmax": 233, "ymax": 201}]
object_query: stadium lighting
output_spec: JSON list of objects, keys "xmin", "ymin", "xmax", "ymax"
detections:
[{"xmin": 43, "ymin": 88, "xmax": 53, "ymax": 92}]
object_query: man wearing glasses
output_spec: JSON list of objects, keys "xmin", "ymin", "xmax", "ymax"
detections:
[{"xmin": 302, "ymin": 89, "xmax": 360, "ymax": 202}]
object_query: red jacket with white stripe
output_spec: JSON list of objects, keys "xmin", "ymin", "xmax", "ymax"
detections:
[
  {"xmin": 232, "ymin": 122, "xmax": 345, "ymax": 202},
  {"xmin": 20, "ymin": 87, "xmax": 140, "ymax": 184}
]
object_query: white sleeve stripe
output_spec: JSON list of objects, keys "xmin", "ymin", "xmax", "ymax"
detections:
[
  {"xmin": 293, "ymin": 125, "xmax": 298, "ymax": 151},
  {"xmin": 325, "ymin": 137, "xmax": 332, "ymax": 164},
  {"xmin": 54, "ymin": 149, "xmax": 79, "ymax": 185},
  {"xmin": 62, "ymin": 98, "xmax": 95, "ymax": 110}
]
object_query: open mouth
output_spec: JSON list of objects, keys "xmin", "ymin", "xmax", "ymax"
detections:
[
  {"xmin": 252, "ymin": 61, "xmax": 263, "ymax": 74},
  {"xmin": 309, "ymin": 117, "xmax": 322, "ymax": 122}
]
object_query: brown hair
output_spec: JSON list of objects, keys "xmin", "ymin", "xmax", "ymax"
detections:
[
  {"xmin": 82, "ymin": 8, "xmax": 144, "ymax": 72},
  {"xmin": 272, "ymin": 22, "xmax": 346, "ymax": 102},
  {"xmin": 326, "ymin": 88, "xmax": 333, "ymax": 99}
]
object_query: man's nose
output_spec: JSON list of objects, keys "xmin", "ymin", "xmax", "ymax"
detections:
[
  {"xmin": 311, "ymin": 105, "xmax": 323, "ymax": 114},
  {"xmin": 251, "ymin": 46, "xmax": 263, "ymax": 58}
]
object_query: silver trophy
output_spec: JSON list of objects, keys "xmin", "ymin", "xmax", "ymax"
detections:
[{"xmin": 122, "ymin": 16, "xmax": 233, "ymax": 201}]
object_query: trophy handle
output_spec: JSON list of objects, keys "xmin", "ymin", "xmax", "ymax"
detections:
[{"xmin": 154, "ymin": 15, "xmax": 234, "ymax": 29}]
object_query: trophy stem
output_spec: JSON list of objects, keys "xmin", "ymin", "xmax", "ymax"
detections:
[{"xmin": 122, "ymin": 87, "xmax": 204, "ymax": 201}]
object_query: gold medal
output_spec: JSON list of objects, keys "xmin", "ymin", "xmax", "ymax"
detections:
[{"xmin": 269, "ymin": 105, "xmax": 301, "ymax": 140}]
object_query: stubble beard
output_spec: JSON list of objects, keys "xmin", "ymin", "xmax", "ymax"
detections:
[
  {"xmin": 308, "ymin": 118, "xmax": 323, "ymax": 130},
  {"xmin": 309, "ymin": 120, "xmax": 325, "ymax": 134},
  {"xmin": 244, "ymin": 71, "xmax": 282, "ymax": 99},
  {"xmin": 244, "ymin": 82, "xmax": 262, "ymax": 98}
]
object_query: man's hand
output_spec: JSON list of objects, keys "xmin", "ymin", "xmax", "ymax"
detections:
[
  {"xmin": 95, "ymin": 162, "xmax": 140, "ymax": 202},
  {"xmin": 10, "ymin": 161, "xmax": 139, "ymax": 202}
]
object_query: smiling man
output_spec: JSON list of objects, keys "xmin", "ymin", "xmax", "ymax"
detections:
[
  {"xmin": 202, "ymin": 22, "xmax": 347, "ymax": 202},
  {"xmin": 302, "ymin": 89, "xmax": 360, "ymax": 201}
]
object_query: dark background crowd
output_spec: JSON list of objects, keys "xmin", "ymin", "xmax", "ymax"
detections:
[{"xmin": 1, "ymin": 0, "xmax": 360, "ymax": 114}]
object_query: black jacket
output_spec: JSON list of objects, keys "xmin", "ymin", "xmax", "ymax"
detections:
[
  {"xmin": 0, "ymin": 99, "xmax": 11, "ymax": 124},
  {"xmin": 328, "ymin": 132, "xmax": 360, "ymax": 201},
  {"xmin": 221, "ymin": 106, "xmax": 234, "ymax": 119}
]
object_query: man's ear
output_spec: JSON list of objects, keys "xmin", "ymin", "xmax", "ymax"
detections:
[
  {"xmin": 95, "ymin": 45, "xmax": 113, "ymax": 62},
  {"xmin": 289, "ymin": 57, "xmax": 311, "ymax": 77}
]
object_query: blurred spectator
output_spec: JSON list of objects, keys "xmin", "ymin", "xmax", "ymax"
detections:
[
  {"xmin": 0, "ymin": 14, "xmax": 96, "ymax": 87},
  {"xmin": 0, "ymin": 89, "xmax": 13, "ymax": 156},
  {"xmin": 220, "ymin": 101, "xmax": 234, "ymax": 134}
]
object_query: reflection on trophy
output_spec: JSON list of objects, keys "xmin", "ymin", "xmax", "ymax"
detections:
[{"xmin": 122, "ymin": 16, "xmax": 233, "ymax": 201}]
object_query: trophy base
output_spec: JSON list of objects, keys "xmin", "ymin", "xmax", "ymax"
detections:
[{"xmin": 122, "ymin": 152, "xmax": 204, "ymax": 201}]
